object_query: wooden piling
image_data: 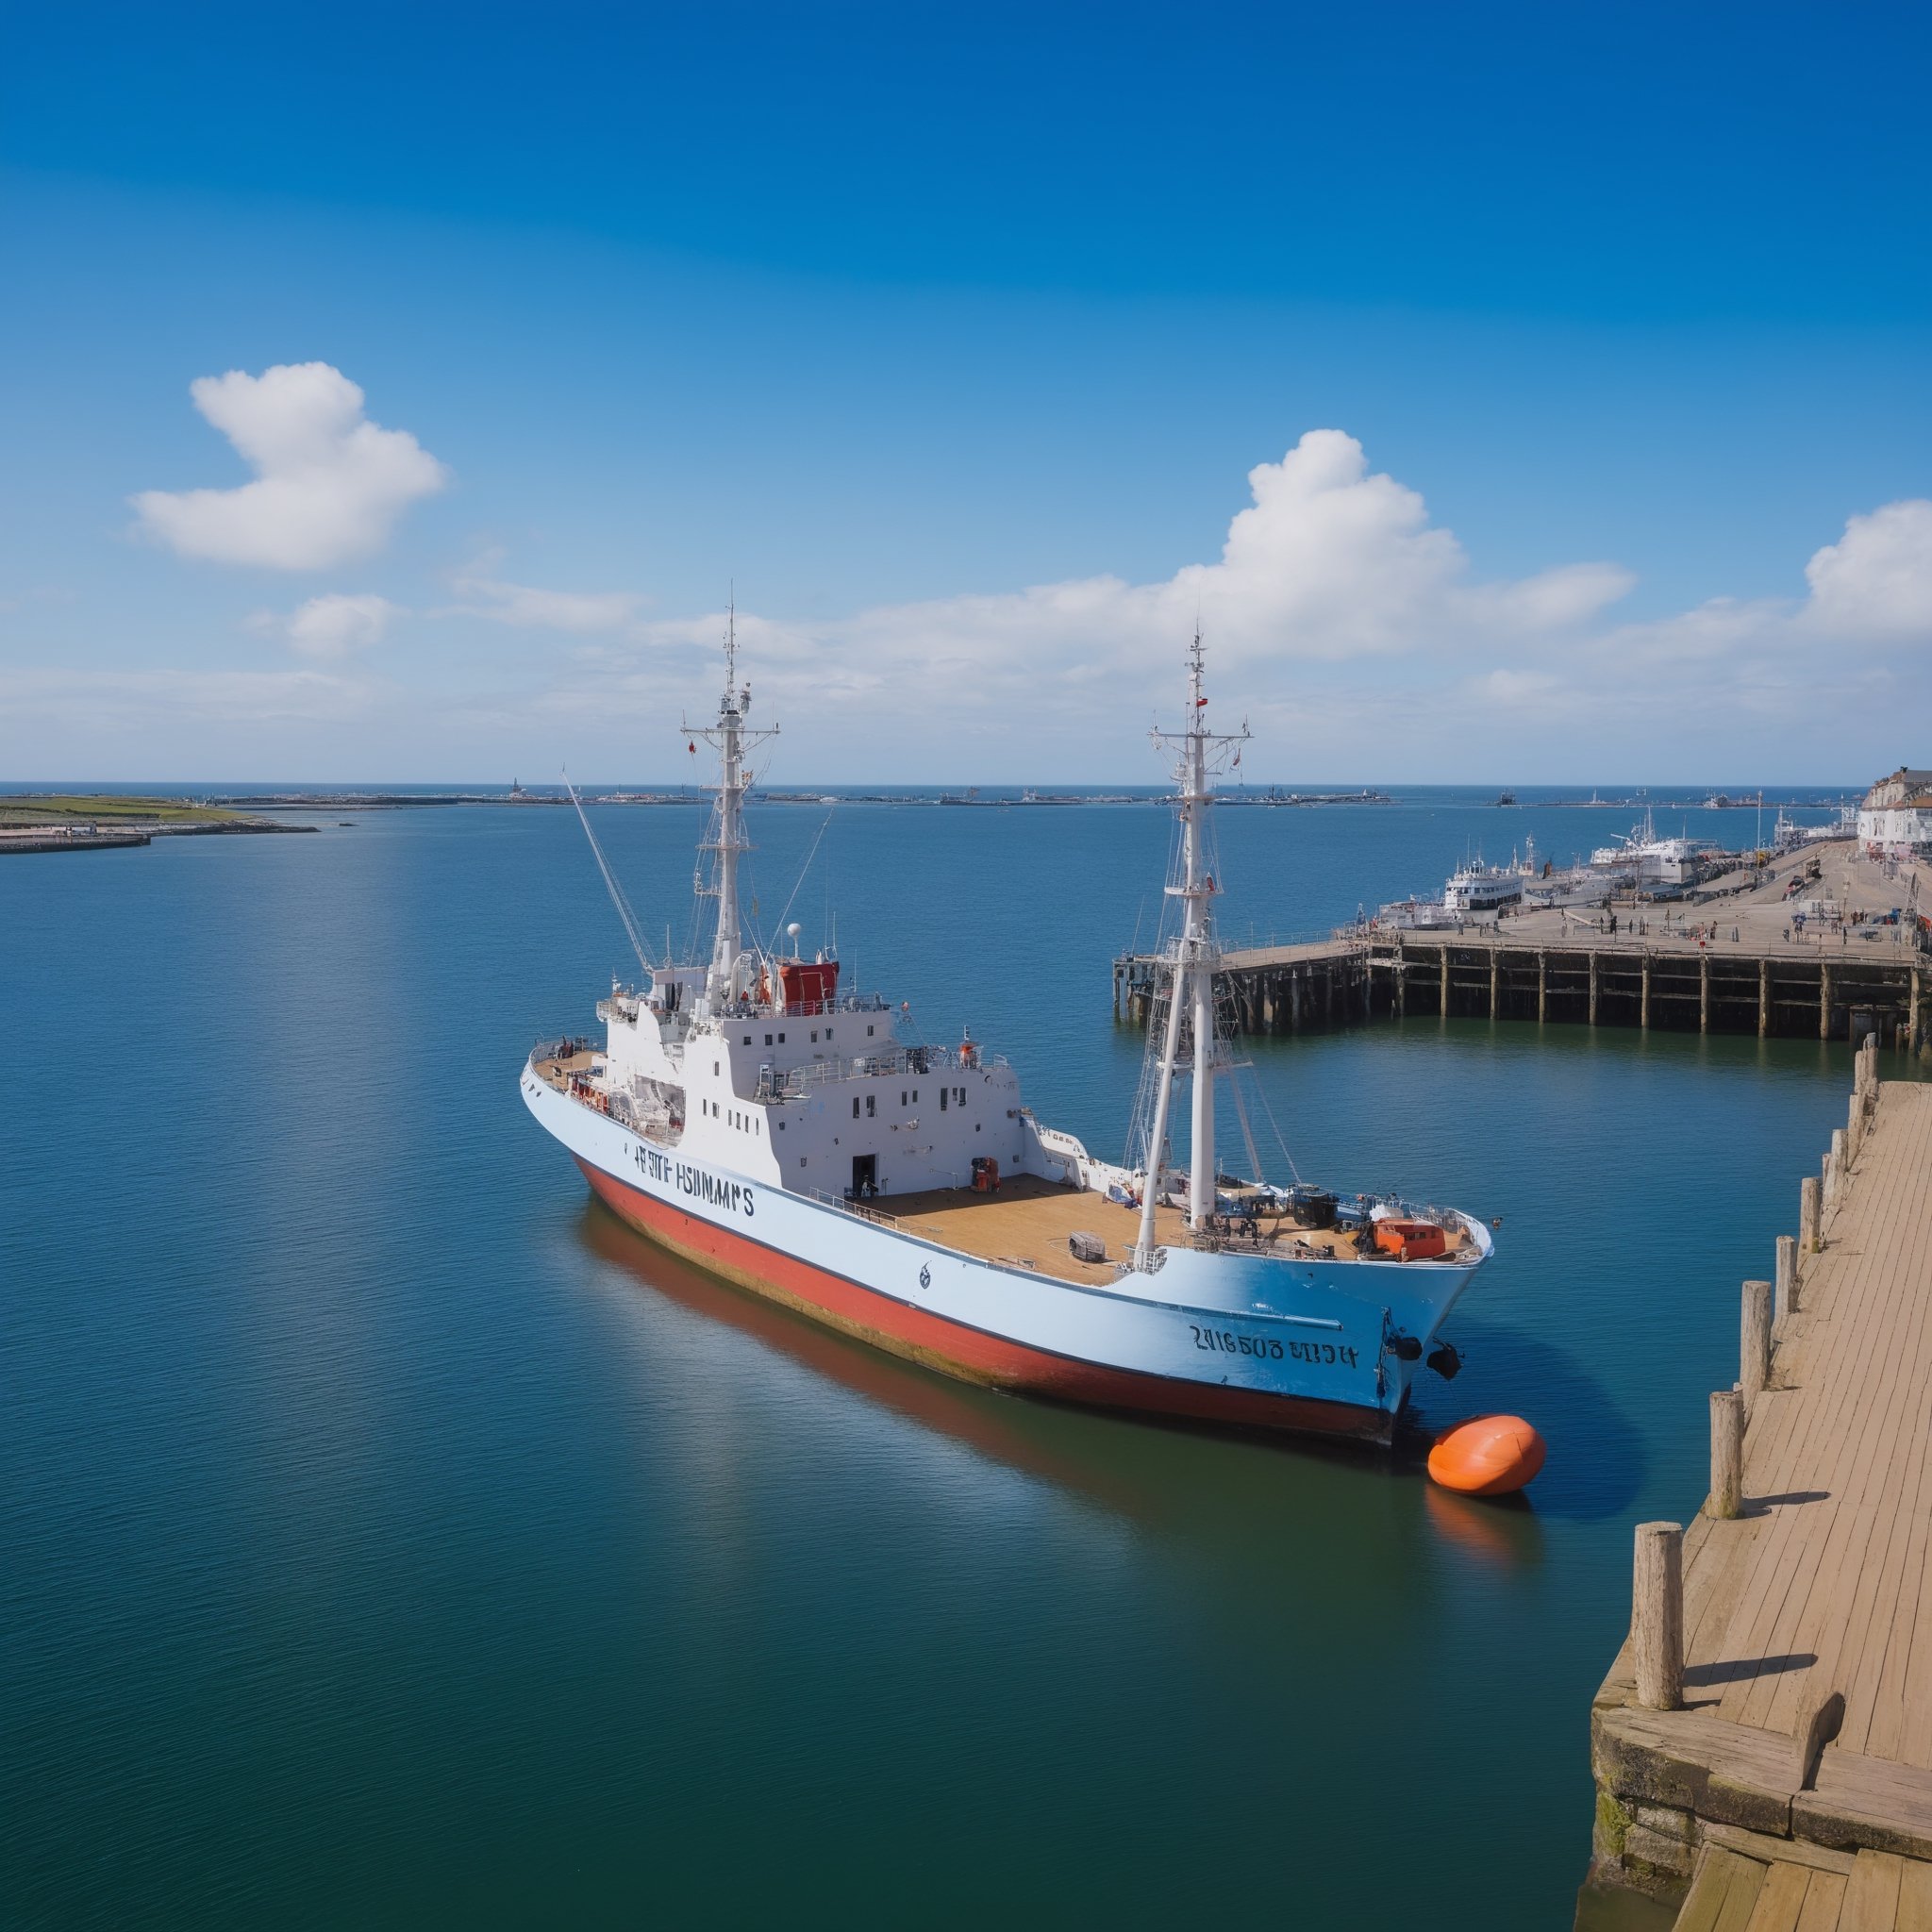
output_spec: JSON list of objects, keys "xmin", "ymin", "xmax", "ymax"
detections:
[
  {"xmin": 1641, "ymin": 952, "xmax": 1651, "ymax": 1030},
  {"xmin": 1589, "ymin": 951, "xmax": 1600, "ymax": 1025},
  {"xmin": 1709, "ymin": 1390, "xmax": 1744, "ymax": 1520},
  {"xmin": 1538, "ymin": 950, "xmax": 1547, "ymax": 1023},
  {"xmin": 1489, "ymin": 950, "xmax": 1498, "ymax": 1018},
  {"xmin": 1775, "ymin": 1233, "xmax": 1796, "ymax": 1324},
  {"xmin": 1758, "ymin": 955, "xmax": 1770, "ymax": 1037},
  {"xmin": 1820, "ymin": 961, "xmax": 1832, "ymax": 1041},
  {"xmin": 1801, "ymin": 1174, "xmax": 1821, "ymax": 1255},
  {"xmin": 1700, "ymin": 951, "xmax": 1710, "ymax": 1033},
  {"xmin": 1632, "ymin": 1523, "xmax": 1684, "ymax": 1711},
  {"xmin": 1741, "ymin": 1279, "xmax": 1773, "ymax": 1405}
]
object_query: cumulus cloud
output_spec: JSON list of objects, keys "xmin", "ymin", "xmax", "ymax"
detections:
[
  {"xmin": 763, "ymin": 431, "xmax": 1634, "ymax": 676},
  {"xmin": 449, "ymin": 574, "xmax": 644, "ymax": 632},
  {"xmin": 599, "ymin": 431, "xmax": 1632, "ymax": 714},
  {"xmin": 132, "ymin": 362, "xmax": 447, "ymax": 570},
  {"xmin": 1801, "ymin": 499, "xmax": 1932, "ymax": 639},
  {"xmin": 258, "ymin": 592, "xmax": 401, "ymax": 658},
  {"xmin": 48, "ymin": 427, "xmax": 1932, "ymax": 777},
  {"xmin": 525, "ymin": 441, "xmax": 1932, "ymax": 776}
]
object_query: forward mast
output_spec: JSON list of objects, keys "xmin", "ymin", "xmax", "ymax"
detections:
[
  {"xmin": 686, "ymin": 605, "xmax": 778, "ymax": 1012},
  {"xmin": 1132, "ymin": 634, "xmax": 1248, "ymax": 1269}
]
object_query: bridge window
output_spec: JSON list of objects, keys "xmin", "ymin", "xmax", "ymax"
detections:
[
  {"xmin": 765, "ymin": 1034, "xmax": 773, "ymax": 1045},
  {"xmin": 853, "ymin": 1098, "xmax": 860, "ymax": 1118},
  {"xmin": 941, "ymin": 1089, "xmax": 947, "ymax": 1110},
  {"xmin": 866, "ymin": 1095, "xmax": 875, "ymax": 1118}
]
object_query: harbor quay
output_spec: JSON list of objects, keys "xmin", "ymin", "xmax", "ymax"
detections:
[
  {"xmin": 1579, "ymin": 1046, "xmax": 1932, "ymax": 1928},
  {"xmin": 1114, "ymin": 840, "xmax": 1931, "ymax": 1052}
]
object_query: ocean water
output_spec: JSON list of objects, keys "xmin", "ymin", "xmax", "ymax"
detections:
[{"xmin": 0, "ymin": 790, "xmax": 1891, "ymax": 1927}]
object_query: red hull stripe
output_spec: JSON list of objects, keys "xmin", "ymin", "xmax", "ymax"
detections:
[{"xmin": 574, "ymin": 1157, "xmax": 1388, "ymax": 1441}]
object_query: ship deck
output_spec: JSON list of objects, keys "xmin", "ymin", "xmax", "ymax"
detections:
[{"xmin": 852, "ymin": 1174, "xmax": 1454, "ymax": 1285}]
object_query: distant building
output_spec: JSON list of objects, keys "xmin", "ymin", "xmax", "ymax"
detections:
[{"xmin": 1858, "ymin": 767, "xmax": 1932, "ymax": 851}]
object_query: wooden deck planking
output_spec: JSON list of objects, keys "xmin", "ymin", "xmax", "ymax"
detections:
[
  {"xmin": 1745, "ymin": 1861, "xmax": 1823, "ymax": 1932},
  {"xmin": 1693, "ymin": 1091, "xmax": 1932, "ymax": 1740},
  {"xmin": 1793, "ymin": 1869, "xmax": 1849, "ymax": 1932},
  {"xmin": 1606, "ymin": 1080, "xmax": 1932, "ymax": 1922},
  {"xmin": 1840, "ymin": 1850, "xmax": 1907, "ymax": 1931},
  {"xmin": 1680, "ymin": 1848, "xmax": 1768, "ymax": 1932},
  {"xmin": 1747, "ymin": 1120, "xmax": 1929, "ymax": 1736},
  {"xmin": 1899, "ymin": 1858, "xmax": 1932, "ymax": 1932}
]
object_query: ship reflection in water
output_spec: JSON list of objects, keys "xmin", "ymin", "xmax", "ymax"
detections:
[{"xmin": 574, "ymin": 1199, "xmax": 1547, "ymax": 1577}]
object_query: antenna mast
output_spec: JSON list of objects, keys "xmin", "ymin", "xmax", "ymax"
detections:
[
  {"xmin": 685, "ymin": 597, "xmax": 778, "ymax": 1011},
  {"xmin": 1132, "ymin": 631, "xmax": 1248, "ymax": 1271}
]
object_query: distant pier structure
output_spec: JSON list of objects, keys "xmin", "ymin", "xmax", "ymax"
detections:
[{"xmin": 1113, "ymin": 933, "xmax": 1929, "ymax": 1050}]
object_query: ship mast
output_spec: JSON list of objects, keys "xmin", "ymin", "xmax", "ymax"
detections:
[
  {"xmin": 687, "ymin": 602, "xmax": 777, "ymax": 1011},
  {"xmin": 1132, "ymin": 632, "xmax": 1247, "ymax": 1271}
]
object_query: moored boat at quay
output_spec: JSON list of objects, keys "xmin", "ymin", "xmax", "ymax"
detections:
[{"xmin": 522, "ymin": 628, "xmax": 1491, "ymax": 1443}]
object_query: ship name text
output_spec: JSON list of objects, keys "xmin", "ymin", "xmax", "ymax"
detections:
[
  {"xmin": 633, "ymin": 1145, "xmax": 756, "ymax": 1217},
  {"xmin": 1190, "ymin": 1324, "xmax": 1357, "ymax": 1368}
]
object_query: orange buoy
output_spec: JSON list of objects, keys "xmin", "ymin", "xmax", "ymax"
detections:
[{"xmin": 1427, "ymin": 1414, "xmax": 1545, "ymax": 1496}]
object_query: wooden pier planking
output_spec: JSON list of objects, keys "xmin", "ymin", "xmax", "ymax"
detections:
[{"xmin": 1591, "ymin": 1070, "xmax": 1932, "ymax": 1928}]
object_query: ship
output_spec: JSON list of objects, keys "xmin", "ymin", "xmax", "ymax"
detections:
[
  {"xmin": 1589, "ymin": 808, "xmax": 1719, "ymax": 891},
  {"xmin": 1442, "ymin": 851, "xmax": 1526, "ymax": 915},
  {"xmin": 520, "ymin": 627, "xmax": 1491, "ymax": 1444}
]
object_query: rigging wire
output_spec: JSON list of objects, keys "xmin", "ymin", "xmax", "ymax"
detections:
[
  {"xmin": 562, "ymin": 770, "xmax": 656, "ymax": 977},
  {"xmin": 765, "ymin": 808, "xmax": 836, "ymax": 958},
  {"xmin": 1245, "ymin": 1067, "xmax": 1305, "ymax": 1189}
]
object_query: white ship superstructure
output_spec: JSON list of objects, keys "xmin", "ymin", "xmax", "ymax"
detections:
[
  {"xmin": 1442, "ymin": 852, "xmax": 1526, "ymax": 915},
  {"xmin": 522, "ymin": 627, "xmax": 1491, "ymax": 1443},
  {"xmin": 1591, "ymin": 808, "xmax": 1718, "ymax": 889}
]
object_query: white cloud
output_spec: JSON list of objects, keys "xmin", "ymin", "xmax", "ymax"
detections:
[
  {"xmin": 132, "ymin": 362, "xmax": 447, "ymax": 570},
  {"xmin": 262, "ymin": 592, "xmax": 401, "ymax": 658},
  {"xmin": 591, "ymin": 431, "xmax": 1634, "ymax": 719},
  {"xmin": 527, "ymin": 444, "xmax": 1932, "ymax": 777},
  {"xmin": 1801, "ymin": 499, "xmax": 1932, "ymax": 639},
  {"xmin": 449, "ymin": 574, "xmax": 644, "ymax": 632},
  {"xmin": 38, "ymin": 428, "xmax": 1932, "ymax": 778}
]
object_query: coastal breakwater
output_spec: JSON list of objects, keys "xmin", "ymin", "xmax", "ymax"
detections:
[
  {"xmin": 1581, "ymin": 1046, "xmax": 1932, "ymax": 1927},
  {"xmin": 1114, "ymin": 934, "xmax": 1930, "ymax": 1052}
]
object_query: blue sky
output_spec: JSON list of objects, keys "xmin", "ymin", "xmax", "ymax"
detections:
[{"xmin": 3, "ymin": 1, "xmax": 1929, "ymax": 782}]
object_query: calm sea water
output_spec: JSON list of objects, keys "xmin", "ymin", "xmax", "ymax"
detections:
[{"xmin": 0, "ymin": 790, "xmax": 1891, "ymax": 1927}]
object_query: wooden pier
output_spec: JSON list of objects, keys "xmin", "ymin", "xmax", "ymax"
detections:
[
  {"xmin": 1584, "ymin": 1045, "xmax": 1932, "ymax": 1927},
  {"xmin": 1113, "ymin": 933, "xmax": 1929, "ymax": 1050}
]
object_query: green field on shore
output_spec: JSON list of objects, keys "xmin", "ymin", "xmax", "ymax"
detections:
[{"xmin": 0, "ymin": 794, "xmax": 248, "ymax": 825}]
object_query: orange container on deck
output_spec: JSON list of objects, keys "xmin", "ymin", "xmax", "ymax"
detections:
[
  {"xmin": 1427, "ymin": 1415, "xmax": 1546, "ymax": 1495},
  {"xmin": 1374, "ymin": 1219, "xmax": 1447, "ymax": 1262}
]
